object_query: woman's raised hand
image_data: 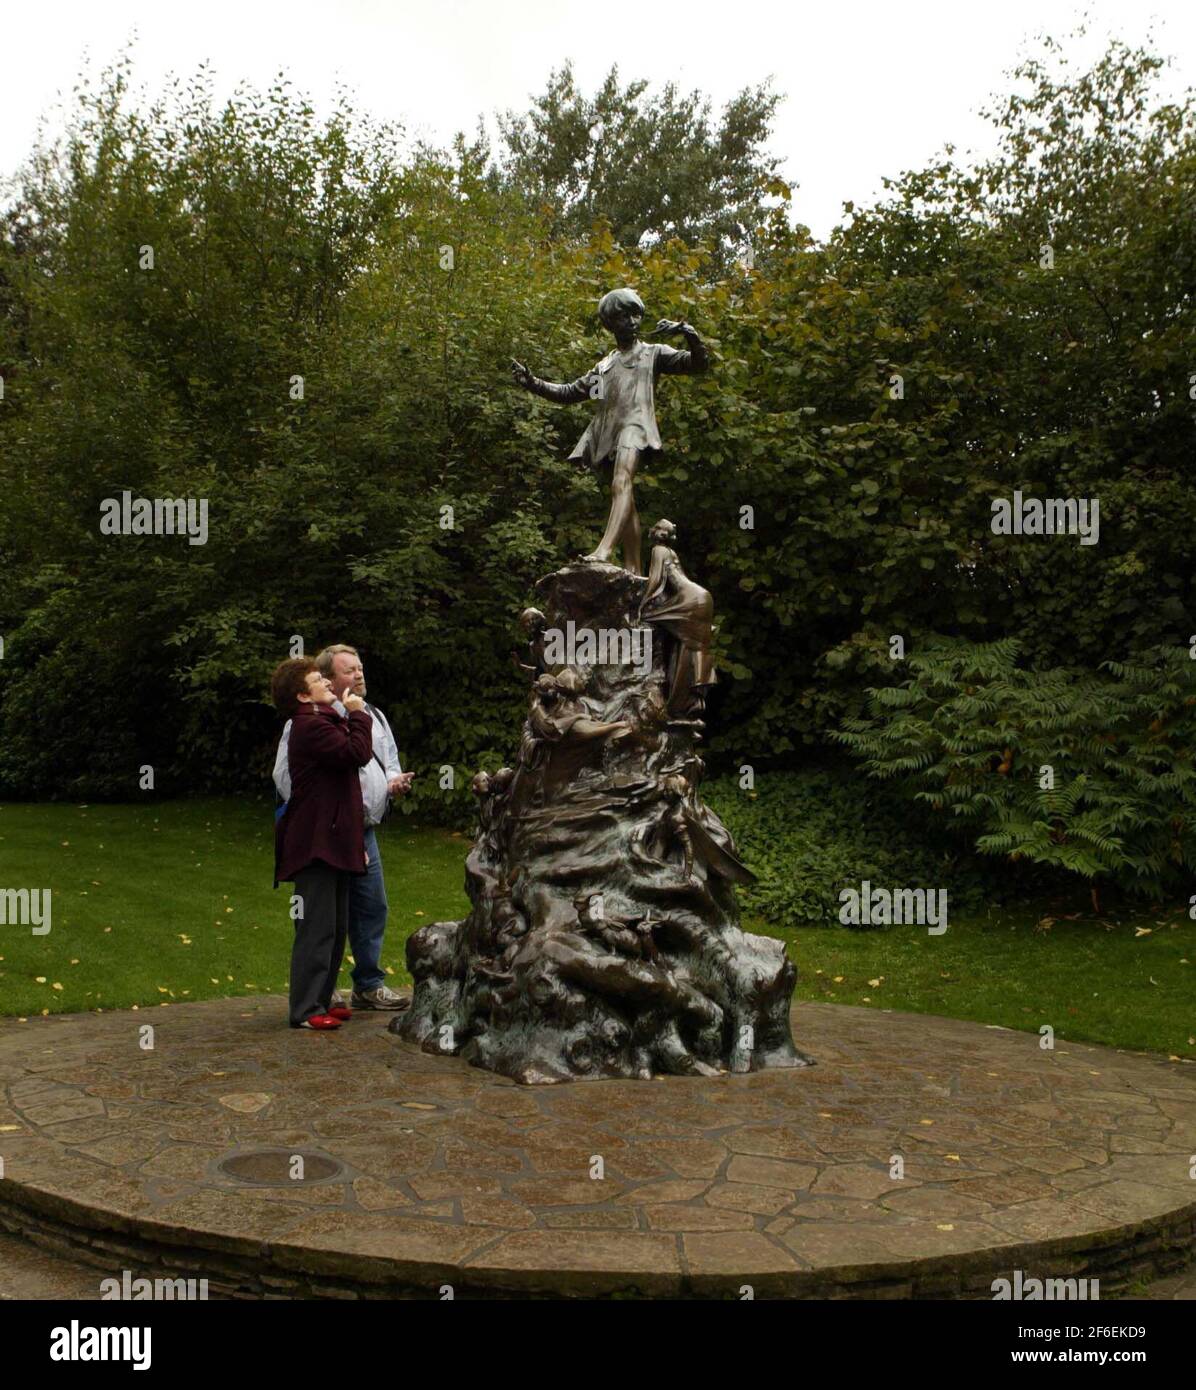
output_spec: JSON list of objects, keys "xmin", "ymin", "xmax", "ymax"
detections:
[{"xmin": 343, "ymin": 691, "xmax": 366, "ymax": 713}]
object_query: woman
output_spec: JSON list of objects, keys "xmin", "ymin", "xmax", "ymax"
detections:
[
  {"xmin": 638, "ymin": 518, "xmax": 717, "ymax": 715},
  {"xmin": 270, "ymin": 657, "xmax": 374, "ymax": 1030}
]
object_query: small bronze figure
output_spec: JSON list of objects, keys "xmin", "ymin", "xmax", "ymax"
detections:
[
  {"xmin": 471, "ymin": 770, "xmax": 506, "ymax": 860},
  {"xmin": 512, "ymin": 289, "xmax": 708, "ymax": 575},
  {"xmin": 492, "ymin": 897, "xmax": 530, "ymax": 970},
  {"xmin": 511, "ymin": 607, "xmax": 549, "ymax": 680},
  {"xmin": 639, "ymin": 518, "xmax": 717, "ymax": 715},
  {"xmin": 573, "ymin": 892, "xmax": 660, "ymax": 963},
  {"xmin": 529, "ymin": 671, "xmax": 631, "ymax": 747}
]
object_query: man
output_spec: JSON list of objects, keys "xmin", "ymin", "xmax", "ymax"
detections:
[{"xmin": 273, "ymin": 644, "xmax": 414, "ymax": 1010}]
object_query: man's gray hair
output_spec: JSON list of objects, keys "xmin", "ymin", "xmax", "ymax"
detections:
[{"xmin": 314, "ymin": 644, "xmax": 359, "ymax": 676}]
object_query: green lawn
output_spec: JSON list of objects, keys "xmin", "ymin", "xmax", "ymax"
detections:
[
  {"xmin": 1, "ymin": 799, "xmax": 1192, "ymax": 1060},
  {"xmin": 0, "ymin": 799, "xmax": 470, "ymax": 1018},
  {"xmin": 754, "ymin": 906, "xmax": 1194, "ymax": 1060}
]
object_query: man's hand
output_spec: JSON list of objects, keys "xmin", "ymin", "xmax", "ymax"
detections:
[
  {"xmin": 343, "ymin": 691, "xmax": 366, "ymax": 713},
  {"xmin": 511, "ymin": 359, "xmax": 534, "ymax": 390},
  {"xmin": 389, "ymin": 772, "xmax": 415, "ymax": 797}
]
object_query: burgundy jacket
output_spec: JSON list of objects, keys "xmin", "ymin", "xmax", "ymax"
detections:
[{"xmin": 274, "ymin": 704, "xmax": 374, "ymax": 884}]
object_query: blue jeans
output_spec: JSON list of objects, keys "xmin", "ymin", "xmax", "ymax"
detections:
[{"xmin": 348, "ymin": 827, "xmax": 389, "ymax": 992}]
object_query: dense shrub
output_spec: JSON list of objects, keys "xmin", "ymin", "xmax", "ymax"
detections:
[
  {"xmin": 833, "ymin": 639, "xmax": 1196, "ymax": 898},
  {"xmin": 706, "ymin": 768, "xmax": 1023, "ymax": 928}
]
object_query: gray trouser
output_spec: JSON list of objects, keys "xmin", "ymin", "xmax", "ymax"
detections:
[{"xmin": 290, "ymin": 863, "xmax": 351, "ymax": 1025}]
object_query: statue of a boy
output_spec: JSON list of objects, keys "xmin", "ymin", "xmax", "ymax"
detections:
[{"xmin": 512, "ymin": 288, "xmax": 708, "ymax": 574}]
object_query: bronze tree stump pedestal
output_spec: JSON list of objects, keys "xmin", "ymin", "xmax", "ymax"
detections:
[{"xmin": 392, "ymin": 561, "xmax": 812, "ymax": 1084}]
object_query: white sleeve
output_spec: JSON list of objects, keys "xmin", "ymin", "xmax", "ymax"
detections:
[
  {"xmin": 377, "ymin": 708, "xmax": 402, "ymax": 777},
  {"xmin": 272, "ymin": 721, "xmax": 293, "ymax": 801}
]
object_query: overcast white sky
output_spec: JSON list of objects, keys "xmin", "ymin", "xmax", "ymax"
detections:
[{"xmin": 2, "ymin": 1, "xmax": 1192, "ymax": 239}]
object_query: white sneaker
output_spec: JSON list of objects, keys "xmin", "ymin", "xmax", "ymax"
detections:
[{"xmin": 350, "ymin": 985, "xmax": 410, "ymax": 1011}]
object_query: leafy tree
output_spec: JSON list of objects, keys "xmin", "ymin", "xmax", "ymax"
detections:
[
  {"xmin": 495, "ymin": 61, "xmax": 784, "ymax": 256},
  {"xmin": 1, "ymin": 29, "xmax": 1192, "ymax": 873}
]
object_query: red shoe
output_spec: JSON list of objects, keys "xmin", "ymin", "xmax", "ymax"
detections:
[
  {"xmin": 327, "ymin": 1006, "xmax": 353, "ymax": 1021},
  {"xmin": 297, "ymin": 1013, "xmax": 341, "ymax": 1030}
]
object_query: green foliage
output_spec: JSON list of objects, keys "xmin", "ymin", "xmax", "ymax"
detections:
[
  {"xmin": 494, "ymin": 61, "xmax": 784, "ymax": 257},
  {"xmin": 706, "ymin": 769, "xmax": 1014, "ymax": 928},
  {"xmin": 833, "ymin": 638, "xmax": 1196, "ymax": 896},
  {"xmin": 0, "ymin": 35, "xmax": 1193, "ymax": 826}
]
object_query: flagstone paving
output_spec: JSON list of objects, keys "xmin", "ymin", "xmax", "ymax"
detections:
[{"xmin": 0, "ymin": 999, "xmax": 1193, "ymax": 1298}]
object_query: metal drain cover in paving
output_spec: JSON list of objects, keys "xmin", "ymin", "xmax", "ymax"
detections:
[{"xmin": 217, "ymin": 1148, "xmax": 344, "ymax": 1186}]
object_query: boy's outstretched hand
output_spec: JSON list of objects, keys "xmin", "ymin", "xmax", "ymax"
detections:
[
  {"xmin": 654, "ymin": 319, "xmax": 688, "ymax": 336},
  {"xmin": 511, "ymin": 358, "xmax": 534, "ymax": 389}
]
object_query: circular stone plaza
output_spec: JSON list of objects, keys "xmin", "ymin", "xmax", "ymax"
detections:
[{"xmin": 1, "ymin": 997, "xmax": 1194, "ymax": 1299}]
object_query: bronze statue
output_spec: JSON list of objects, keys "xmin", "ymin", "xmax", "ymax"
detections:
[
  {"xmin": 639, "ymin": 518, "xmax": 717, "ymax": 716},
  {"xmin": 512, "ymin": 289, "xmax": 708, "ymax": 575},
  {"xmin": 392, "ymin": 286, "xmax": 809, "ymax": 1085}
]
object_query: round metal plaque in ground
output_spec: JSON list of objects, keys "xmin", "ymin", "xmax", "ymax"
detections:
[{"xmin": 217, "ymin": 1148, "xmax": 343, "ymax": 1187}]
